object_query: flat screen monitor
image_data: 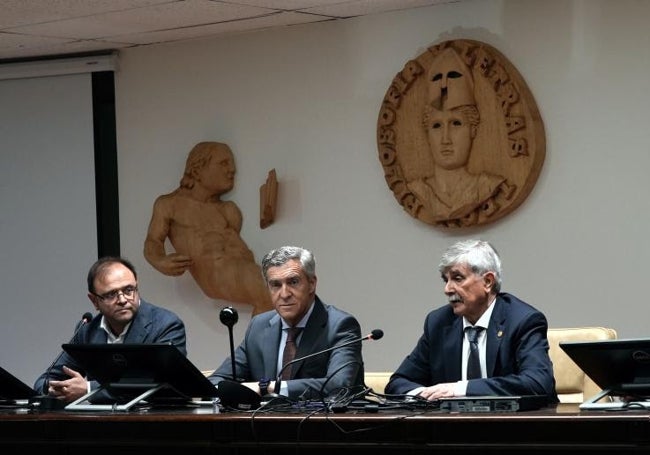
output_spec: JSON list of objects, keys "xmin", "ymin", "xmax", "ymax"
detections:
[
  {"xmin": 62, "ymin": 343, "xmax": 218, "ymax": 410},
  {"xmin": 560, "ymin": 337, "xmax": 650, "ymax": 409},
  {"xmin": 0, "ymin": 365, "xmax": 38, "ymax": 401}
]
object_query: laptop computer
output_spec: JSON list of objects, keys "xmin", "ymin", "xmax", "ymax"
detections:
[
  {"xmin": 61, "ymin": 343, "xmax": 219, "ymax": 411},
  {"xmin": 0, "ymin": 365, "xmax": 38, "ymax": 403},
  {"xmin": 560, "ymin": 337, "xmax": 650, "ymax": 410}
]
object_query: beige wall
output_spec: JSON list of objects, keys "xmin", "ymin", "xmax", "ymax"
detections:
[{"xmin": 113, "ymin": 0, "xmax": 650, "ymax": 374}]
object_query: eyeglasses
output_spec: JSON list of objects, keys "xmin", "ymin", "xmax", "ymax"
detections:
[{"xmin": 92, "ymin": 285, "xmax": 138, "ymax": 303}]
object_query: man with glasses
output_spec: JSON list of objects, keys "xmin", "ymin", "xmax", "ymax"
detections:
[{"xmin": 33, "ymin": 256, "xmax": 186, "ymax": 404}]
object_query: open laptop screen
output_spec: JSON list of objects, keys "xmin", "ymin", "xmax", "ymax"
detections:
[
  {"xmin": 560, "ymin": 338, "xmax": 650, "ymax": 397},
  {"xmin": 61, "ymin": 343, "xmax": 219, "ymax": 402}
]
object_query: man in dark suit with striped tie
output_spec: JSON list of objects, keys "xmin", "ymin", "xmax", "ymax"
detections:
[{"xmin": 386, "ymin": 239, "xmax": 558, "ymax": 405}]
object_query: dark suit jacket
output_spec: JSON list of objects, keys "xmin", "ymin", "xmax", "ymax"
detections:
[
  {"xmin": 34, "ymin": 299, "xmax": 187, "ymax": 401},
  {"xmin": 385, "ymin": 293, "xmax": 558, "ymax": 403},
  {"xmin": 208, "ymin": 296, "xmax": 364, "ymax": 399}
]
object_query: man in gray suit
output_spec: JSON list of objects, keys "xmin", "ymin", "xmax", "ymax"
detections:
[
  {"xmin": 34, "ymin": 256, "xmax": 186, "ymax": 404},
  {"xmin": 208, "ymin": 246, "xmax": 364, "ymax": 400}
]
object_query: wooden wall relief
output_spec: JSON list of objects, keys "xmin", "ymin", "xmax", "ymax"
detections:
[
  {"xmin": 144, "ymin": 141, "xmax": 273, "ymax": 315},
  {"xmin": 259, "ymin": 168, "xmax": 278, "ymax": 229},
  {"xmin": 377, "ymin": 39, "xmax": 545, "ymax": 228}
]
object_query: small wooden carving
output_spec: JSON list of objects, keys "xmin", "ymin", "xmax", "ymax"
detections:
[
  {"xmin": 259, "ymin": 169, "xmax": 277, "ymax": 229},
  {"xmin": 143, "ymin": 141, "xmax": 273, "ymax": 315},
  {"xmin": 377, "ymin": 39, "xmax": 545, "ymax": 228}
]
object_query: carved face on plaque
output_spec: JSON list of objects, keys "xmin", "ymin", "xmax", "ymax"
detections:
[
  {"xmin": 377, "ymin": 39, "xmax": 545, "ymax": 228},
  {"xmin": 424, "ymin": 47, "xmax": 478, "ymax": 171},
  {"xmin": 424, "ymin": 105, "xmax": 475, "ymax": 171}
]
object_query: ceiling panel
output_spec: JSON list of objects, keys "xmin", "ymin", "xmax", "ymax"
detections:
[
  {"xmin": 116, "ymin": 11, "xmax": 330, "ymax": 46},
  {"xmin": 0, "ymin": 0, "xmax": 171, "ymax": 28},
  {"xmin": 5, "ymin": 2, "xmax": 276, "ymax": 40},
  {"xmin": 0, "ymin": 0, "xmax": 459, "ymax": 61}
]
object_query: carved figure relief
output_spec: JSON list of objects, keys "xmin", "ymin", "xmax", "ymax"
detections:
[
  {"xmin": 377, "ymin": 39, "xmax": 545, "ymax": 228},
  {"xmin": 144, "ymin": 141, "xmax": 273, "ymax": 315},
  {"xmin": 259, "ymin": 168, "xmax": 278, "ymax": 229}
]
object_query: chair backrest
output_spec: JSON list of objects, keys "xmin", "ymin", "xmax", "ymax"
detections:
[
  {"xmin": 547, "ymin": 327, "xmax": 617, "ymax": 403},
  {"xmin": 364, "ymin": 371, "xmax": 392, "ymax": 394}
]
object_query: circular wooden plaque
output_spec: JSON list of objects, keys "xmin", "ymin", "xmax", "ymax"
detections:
[{"xmin": 377, "ymin": 39, "xmax": 545, "ymax": 228}]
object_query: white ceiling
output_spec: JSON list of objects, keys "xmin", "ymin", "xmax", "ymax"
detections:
[{"xmin": 0, "ymin": 0, "xmax": 457, "ymax": 61}]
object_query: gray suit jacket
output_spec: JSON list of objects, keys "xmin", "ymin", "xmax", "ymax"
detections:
[
  {"xmin": 385, "ymin": 293, "xmax": 558, "ymax": 404},
  {"xmin": 34, "ymin": 299, "xmax": 186, "ymax": 401},
  {"xmin": 208, "ymin": 296, "xmax": 364, "ymax": 399}
]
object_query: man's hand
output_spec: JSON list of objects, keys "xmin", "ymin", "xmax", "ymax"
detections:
[
  {"xmin": 417, "ymin": 382, "xmax": 457, "ymax": 401},
  {"xmin": 47, "ymin": 366, "xmax": 88, "ymax": 403}
]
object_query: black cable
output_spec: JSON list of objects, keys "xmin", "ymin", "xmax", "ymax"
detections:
[
  {"xmin": 317, "ymin": 359, "xmax": 364, "ymax": 409},
  {"xmin": 295, "ymin": 405, "xmax": 327, "ymax": 453}
]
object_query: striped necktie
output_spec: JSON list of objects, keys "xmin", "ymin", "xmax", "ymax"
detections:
[{"xmin": 466, "ymin": 326, "xmax": 484, "ymax": 380}]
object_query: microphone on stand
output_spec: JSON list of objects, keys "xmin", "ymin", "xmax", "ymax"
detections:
[
  {"xmin": 215, "ymin": 306, "xmax": 262, "ymax": 410},
  {"xmin": 219, "ymin": 306, "xmax": 239, "ymax": 381},
  {"xmin": 34, "ymin": 311, "xmax": 94, "ymax": 410},
  {"xmin": 271, "ymin": 329, "xmax": 384, "ymax": 395}
]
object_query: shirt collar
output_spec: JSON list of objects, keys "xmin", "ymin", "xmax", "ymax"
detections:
[
  {"xmin": 281, "ymin": 298, "xmax": 315, "ymax": 330},
  {"xmin": 100, "ymin": 316, "xmax": 132, "ymax": 343},
  {"xmin": 463, "ymin": 295, "xmax": 497, "ymax": 330}
]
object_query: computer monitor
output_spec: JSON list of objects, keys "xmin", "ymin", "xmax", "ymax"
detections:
[
  {"xmin": 61, "ymin": 343, "xmax": 219, "ymax": 411},
  {"xmin": 0, "ymin": 365, "xmax": 37, "ymax": 402},
  {"xmin": 560, "ymin": 337, "xmax": 650, "ymax": 410}
]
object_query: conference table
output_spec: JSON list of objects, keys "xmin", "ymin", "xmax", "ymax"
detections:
[{"xmin": 1, "ymin": 402, "xmax": 649, "ymax": 454}]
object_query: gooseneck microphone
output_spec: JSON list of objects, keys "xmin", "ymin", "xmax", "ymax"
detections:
[
  {"xmin": 219, "ymin": 306, "xmax": 239, "ymax": 381},
  {"xmin": 36, "ymin": 311, "xmax": 94, "ymax": 410},
  {"xmin": 43, "ymin": 312, "xmax": 93, "ymax": 390},
  {"xmin": 272, "ymin": 329, "xmax": 384, "ymax": 394}
]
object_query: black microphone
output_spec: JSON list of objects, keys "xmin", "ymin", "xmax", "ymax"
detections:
[
  {"xmin": 74, "ymin": 312, "xmax": 94, "ymax": 331},
  {"xmin": 272, "ymin": 329, "xmax": 384, "ymax": 394},
  {"xmin": 43, "ymin": 312, "xmax": 93, "ymax": 390},
  {"xmin": 81, "ymin": 311, "xmax": 94, "ymax": 325},
  {"xmin": 219, "ymin": 306, "xmax": 238, "ymax": 327},
  {"xmin": 35, "ymin": 312, "xmax": 94, "ymax": 410},
  {"xmin": 214, "ymin": 306, "xmax": 263, "ymax": 410},
  {"xmin": 219, "ymin": 306, "xmax": 238, "ymax": 381}
]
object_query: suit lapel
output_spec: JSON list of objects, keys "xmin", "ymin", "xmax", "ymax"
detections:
[
  {"xmin": 291, "ymin": 297, "xmax": 327, "ymax": 378},
  {"xmin": 263, "ymin": 315, "xmax": 282, "ymax": 378},
  {"xmin": 122, "ymin": 300, "xmax": 149, "ymax": 343},
  {"xmin": 443, "ymin": 318, "xmax": 464, "ymax": 381},
  {"xmin": 486, "ymin": 297, "xmax": 505, "ymax": 376}
]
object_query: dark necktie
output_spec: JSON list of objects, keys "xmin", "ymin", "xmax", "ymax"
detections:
[
  {"xmin": 281, "ymin": 327, "xmax": 302, "ymax": 380},
  {"xmin": 466, "ymin": 326, "xmax": 483, "ymax": 380}
]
